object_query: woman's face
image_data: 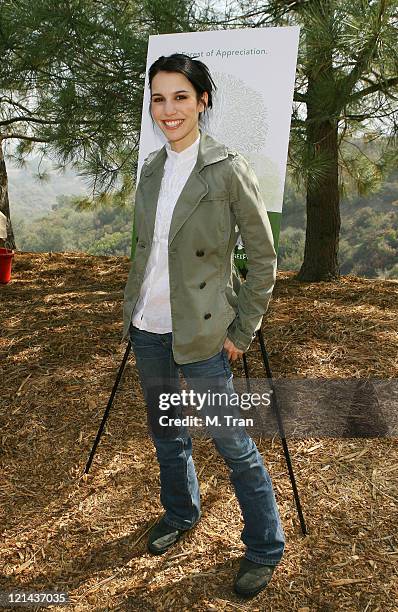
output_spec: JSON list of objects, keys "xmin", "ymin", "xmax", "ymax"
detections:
[{"xmin": 150, "ymin": 71, "xmax": 208, "ymax": 151}]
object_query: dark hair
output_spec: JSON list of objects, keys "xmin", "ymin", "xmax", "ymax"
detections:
[{"xmin": 148, "ymin": 53, "xmax": 217, "ymax": 123}]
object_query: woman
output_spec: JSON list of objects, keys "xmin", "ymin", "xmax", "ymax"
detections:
[{"xmin": 122, "ymin": 53, "xmax": 285, "ymax": 598}]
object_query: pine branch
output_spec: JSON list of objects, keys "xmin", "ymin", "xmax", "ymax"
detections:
[
  {"xmin": 0, "ymin": 116, "xmax": 61, "ymax": 126},
  {"xmin": 0, "ymin": 134, "xmax": 50, "ymax": 142},
  {"xmin": 349, "ymin": 76, "xmax": 398, "ymax": 102},
  {"xmin": 341, "ymin": 0, "xmax": 389, "ymax": 100},
  {"xmin": 291, "ymin": 118, "xmax": 306, "ymax": 128},
  {"xmin": 344, "ymin": 106, "xmax": 398, "ymax": 122},
  {"xmin": 0, "ymin": 97, "xmax": 34, "ymax": 114},
  {"xmin": 294, "ymin": 92, "xmax": 308, "ymax": 103}
]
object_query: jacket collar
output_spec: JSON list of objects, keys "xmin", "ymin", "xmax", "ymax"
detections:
[{"xmin": 142, "ymin": 128, "xmax": 229, "ymax": 177}]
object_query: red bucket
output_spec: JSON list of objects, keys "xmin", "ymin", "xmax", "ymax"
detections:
[{"xmin": 0, "ymin": 248, "xmax": 14, "ymax": 284}]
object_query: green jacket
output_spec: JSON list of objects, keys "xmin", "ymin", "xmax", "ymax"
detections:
[{"xmin": 122, "ymin": 128, "xmax": 277, "ymax": 364}]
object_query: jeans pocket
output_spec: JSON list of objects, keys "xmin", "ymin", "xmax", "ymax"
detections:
[
  {"xmin": 221, "ymin": 347, "xmax": 233, "ymax": 382},
  {"xmin": 129, "ymin": 325, "xmax": 157, "ymax": 349}
]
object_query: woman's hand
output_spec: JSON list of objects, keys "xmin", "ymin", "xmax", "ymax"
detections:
[{"xmin": 223, "ymin": 337, "xmax": 244, "ymax": 362}]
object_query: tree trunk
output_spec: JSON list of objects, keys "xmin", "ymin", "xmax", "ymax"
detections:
[
  {"xmin": 297, "ymin": 0, "xmax": 340, "ymax": 282},
  {"xmin": 296, "ymin": 114, "xmax": 340, "ymax": 281},
  {"xmin": 0, "ymin": 140, "xmax": 16, "ymax": 250}
]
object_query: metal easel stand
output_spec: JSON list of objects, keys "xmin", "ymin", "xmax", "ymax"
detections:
[
  {"xmin": 242, "ymin": 329, "xmax": 308, "ymax": 536},
  {"xmin": 84, "ymin": 329, "xmax": 308, "ymax": 535},
  {"xmin": 84, "ymin": 341, "xmax": 132, "ymax": 474}
]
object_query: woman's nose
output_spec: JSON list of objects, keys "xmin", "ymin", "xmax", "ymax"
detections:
[{"xmin": 164, "ymin": 100, "xmax": 177, "ymax": 116}]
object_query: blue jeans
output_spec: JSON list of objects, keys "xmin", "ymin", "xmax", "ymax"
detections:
[{"xmin": 129, "ymin": 323, "xmax": 285, "ymax": 565}]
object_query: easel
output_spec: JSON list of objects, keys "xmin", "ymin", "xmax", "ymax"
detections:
[
  {"xmin": 243, "ymin": 330, "xmax": 307, "ymax": 535},
  {"xmin": 84, "ymin": 328, "xmax": 308, "ymax": 536}
]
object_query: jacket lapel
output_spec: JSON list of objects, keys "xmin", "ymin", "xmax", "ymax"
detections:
[
  {"xmin": 139, "ymin": 129, "xmax": 229, "ymax": 247},
  {"xmin": 138, "ymin": 148, "xmax": 166, "ymax": 247}
]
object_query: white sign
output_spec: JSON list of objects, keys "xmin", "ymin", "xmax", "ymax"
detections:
[{"xmin": 137, "ymin": 26, "xmax": 299, "ymax": 248}]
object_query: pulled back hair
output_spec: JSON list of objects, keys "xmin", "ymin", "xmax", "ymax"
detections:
[{"xmin": 148, "ymin": 53, "xmax": 217, "ymax": 123}]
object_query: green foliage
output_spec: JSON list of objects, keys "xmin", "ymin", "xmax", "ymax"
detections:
[
  {"xmin": 277, "ymin": 227, "xmax": 306, "ymax": 272},
  {"xmin": 0, "ymin": 0, "xmax": 171, "ymax": 202},
  {"xmin": 2, "ymin": 0, "xmax": 398, "ymax": 280},
  {"xmin": 340, "ymin": 207, "xmax": 398, "ymax": 277},
  {"xmin": 87, "ymin": 232, "xmax": 131, "ymax": 256},
  {"xmin": 12, "ymin": 161, "xmax": 397, "ymax": 279},
  {"xmin": 14, "ymin": 195, "xmax": 134, "ymax": 257},
  {"xmin": 277, "ymin": 163, "xmax": 398, "ymax": 278}
]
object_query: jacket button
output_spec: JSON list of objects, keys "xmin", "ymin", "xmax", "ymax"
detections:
[
  {"xmin": 199, "ymin": 281, "xmax": 206, "ymax": 289},
  {"xmin": 204, "ymin": 313, "xmax": 211, "ymax": 320},
  {"xmin": 196, "ymin": 249, "xmax": 205, "ymax": 257}
]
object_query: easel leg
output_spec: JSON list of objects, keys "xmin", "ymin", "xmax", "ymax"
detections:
[
  {"xmin": 242, "ymin": 330, "xmax": 308, "ymax": 536},
  {"xmin": 84, "ymin": 341, "xmax": 132, "ymax": 474}
]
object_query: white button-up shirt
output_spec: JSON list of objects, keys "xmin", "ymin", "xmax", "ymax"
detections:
[{"xmin": 131, "ymin": 134, "xmax": 200, "ymax": 333}]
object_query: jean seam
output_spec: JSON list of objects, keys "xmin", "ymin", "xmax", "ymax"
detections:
[
  {"xmin": 244, "ymin": 552, "xmax": 280, "ymax": 566},
  {"xmin": 177, "ymin": 436, "xmax": 196, "ymax": 527},
  {"xmin": 221, "ymin": 349, "xmax": 233, "ymax": 381},
  {"xmin": 164, "ymin": 516, "xmax": 197, "ymax": 531}
]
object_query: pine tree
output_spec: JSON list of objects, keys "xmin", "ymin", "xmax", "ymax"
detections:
[
  {"xmin": 0, "ymin": 0, "xmax": 192, "ymax": 249},
  {"xmin": 209, "ymin": 0, "xmax": 398, "ymax": 280}
]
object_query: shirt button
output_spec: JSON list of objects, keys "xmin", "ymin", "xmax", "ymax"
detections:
[
  {"xmin": 196, "ymin": 249, "xmax": 205, "ymax": 257},
  {"xmin": 204, "ymin": 313, "xmax": 211, "ymax": 320},
  {"xmin": 199, "ymin": 281, "xmax": 206, "ymax": 289}
]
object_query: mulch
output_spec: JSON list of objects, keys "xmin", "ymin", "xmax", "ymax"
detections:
[{"xmin": 0, "ymin": 251, "xmax": 397, "ymax": 611}]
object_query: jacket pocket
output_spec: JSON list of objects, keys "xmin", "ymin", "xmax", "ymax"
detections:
[{"xmin": 221, "ymin": 289, "xmax": 238, "ymax": 322}]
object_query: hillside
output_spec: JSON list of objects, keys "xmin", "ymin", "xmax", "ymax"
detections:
[
  {"xmin": 7, "ymin": 141, "xmax": 398, "ymax": 279},
  {"xmin": 7, "ymin": 157, "xmax": 90, "ymax": 221},
  {"xmin": 1, "ymin": 252, "xmax": 397, "ymax": 611}
]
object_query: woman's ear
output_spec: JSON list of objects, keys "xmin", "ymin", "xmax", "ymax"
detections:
[{"xmin": 199, "ymin": 91, "xmax": 209, "ymax": 112}]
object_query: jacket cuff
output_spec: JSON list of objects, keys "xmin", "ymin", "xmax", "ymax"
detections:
[{"xmin": 226, "ymin": 316, "xmax": 259, "ymax": 352}]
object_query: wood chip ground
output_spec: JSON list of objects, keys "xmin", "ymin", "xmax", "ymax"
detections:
[{"xmin": 0, "ymin": 252, "xmax": 397, "ymax": 611}]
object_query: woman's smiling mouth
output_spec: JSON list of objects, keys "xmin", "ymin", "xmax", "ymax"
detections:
[{"xmin": 162, "ymin": 119, "xmax": 184, "ymax": 129}]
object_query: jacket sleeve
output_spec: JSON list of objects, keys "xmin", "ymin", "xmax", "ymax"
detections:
[{"xmin": 226, "ymin": 154, "xmax": 277, "ymax": 352}]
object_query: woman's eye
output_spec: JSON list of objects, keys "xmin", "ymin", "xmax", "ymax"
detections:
[{"xmin": 152, "ymin": 96, "xmax": 187, "ymax": 102}]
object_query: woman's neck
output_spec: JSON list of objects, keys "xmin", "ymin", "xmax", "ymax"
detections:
[{"xmin": 169, "ymin": 127, "xmax": 200, "ymax": 153}]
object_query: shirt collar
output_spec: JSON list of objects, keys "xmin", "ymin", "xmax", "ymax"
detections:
[
  {"xmin": 165, "ymin": 133, "xmax": 200, "ymax": 164},
  {"xmin": 142, "ymin": 129, "xmax": 229, "ymax": 177}
]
